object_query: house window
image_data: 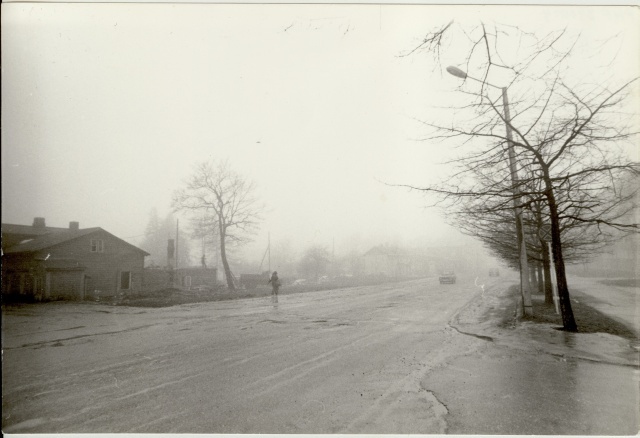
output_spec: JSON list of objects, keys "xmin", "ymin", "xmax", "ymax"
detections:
[
  {"xmin": 120, "ymin": 271, "xmax": 131, "ymax": 290},
  {"xmin": 183, "ymin": 276, "xmax": 192, "ymax": 287},
  {"xmin": 91, "ymin": 239, "xmax": 104, "ymax": 253}
]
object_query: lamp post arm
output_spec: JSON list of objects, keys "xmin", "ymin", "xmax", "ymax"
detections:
[
  {"xmin": 446, "ymin": 66, "xmax": 501, "ymax": 90},
  {"xmin": 467, "ymin": 74, "xmax": 501, "ymax": 90}
]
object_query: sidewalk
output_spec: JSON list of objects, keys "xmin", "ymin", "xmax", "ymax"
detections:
[
  {"xmin": 426, "ymin": 276, "xmax": 639, "ymax": 435},
  {"xmin": 569, "ymin": 276, "xmax": 640, "ymax": 334},
  {"xmin": 453, "ymin": 276, "xmax": 639, "ymax": 368}
]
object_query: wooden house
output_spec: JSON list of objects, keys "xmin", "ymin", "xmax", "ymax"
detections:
[{"xmin": 2, "ymin": 217, "xmax": 148, "ymax": 301}]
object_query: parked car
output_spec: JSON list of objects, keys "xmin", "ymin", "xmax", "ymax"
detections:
[
  {"xmin": 489, "ymin": 268, "xmax": 500, "ymax": 277},
  {"xmin": 439, "ymin": 271, "xmax": 457, "ymax": 284}
]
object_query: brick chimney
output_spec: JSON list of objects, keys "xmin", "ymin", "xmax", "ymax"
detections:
[
  {"xmin": 69, "ymin": 221, "xmax": 79, "ymax": 232},
  {"xmin": 33, "ymin": 217, "xmax": 46, "ymax": 228}
]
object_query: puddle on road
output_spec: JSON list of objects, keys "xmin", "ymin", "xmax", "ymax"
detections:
[
  {"xmin": 520, "ymin": 322, "xmax": 637, "ymax": 364},
  {"xmin": 377, "ymin": 303, "xmax": 399, "ymax": 309},
  {"xmin": 424, "ymin": 346, "xmax": 639, "ymax": 435},
  {"xmin": 257, "ymin": 319, "xmax": 287, "ymax": 324}
]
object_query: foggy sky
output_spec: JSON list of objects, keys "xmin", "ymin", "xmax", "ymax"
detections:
[{"xmin": 2, "ymin": 3, "xmax": 638, "ymax": 263}]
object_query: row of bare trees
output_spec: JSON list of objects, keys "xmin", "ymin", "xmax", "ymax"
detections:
[{"xmin": 404, "ymin": 22, "xmax": 639, "ymax": 331}]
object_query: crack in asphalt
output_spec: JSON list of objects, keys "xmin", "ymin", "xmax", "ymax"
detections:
[
  {"xmin": 421, "ymin": 385, "xmax": 450, "ymax": 434},
  {"xmin": 449, "ymin": 325, "xmax": 494, "ymax": 342},
  {"xmin": 6, "ymin": 324, "xmax": 157, "ymax": 350}
]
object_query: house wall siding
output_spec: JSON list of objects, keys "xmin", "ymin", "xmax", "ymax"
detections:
[
  {"xmin": 43, "ymin": 230, "xmax": 145, "ymax": 297},
  {"xmin": 1, "ymin": 254, "xmax": 42, "ymax": 296},
  {"xmin": 49, "ymin": 270, "xmax": 85, "ymax": 300}
]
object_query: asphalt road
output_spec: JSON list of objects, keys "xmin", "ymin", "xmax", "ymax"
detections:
[
  {"xmin": 3, "ymin": 276, "xmax": 639, "ymax": 434},
  {"xmin": 3, "ymin": 278, "xmax": 479, "ymax": 433}
]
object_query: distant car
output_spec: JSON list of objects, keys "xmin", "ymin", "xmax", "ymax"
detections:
[
  {"xmin": 292, "ymin": 279, "xmax": 307, "ymax": 286},
  {"xmin": 439, "ymin": 272, "xmax": 457, "ymax": 284},
  {"xmin": 489, "ymin": 268, "xmax": 500, "ymax": 277}
]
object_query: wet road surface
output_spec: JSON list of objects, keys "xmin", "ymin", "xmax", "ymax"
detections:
[{"xmin": 2, "ymin": 277, "xmax": 638, "ymax": 434}]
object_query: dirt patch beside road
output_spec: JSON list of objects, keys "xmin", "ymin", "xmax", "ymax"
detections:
[
  {"xmin": 473, "ymin": 282, "xmax": 638, "ymax": 341},
  {"xmin": 525, "ymin": 293, "xmax": 638, "ymax": 340}
]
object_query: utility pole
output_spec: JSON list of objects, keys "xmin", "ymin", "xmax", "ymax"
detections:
[
  {"xmin": 446, "ymin": 66, "xmax": 532, "ymax": 317},
  {"xmin": 502, "ymin": 87, "xmax": 533, "ymax": 317}
]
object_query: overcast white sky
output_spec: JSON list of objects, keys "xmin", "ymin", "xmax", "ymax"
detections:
[{"xmin": 2, "ymin": 3, "xmax": 638, "ymax": 263}]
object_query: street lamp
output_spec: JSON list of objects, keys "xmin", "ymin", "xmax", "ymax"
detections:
[{"xmin": 447, "ymin": 66, "xmax": 533, "ymax": 317}]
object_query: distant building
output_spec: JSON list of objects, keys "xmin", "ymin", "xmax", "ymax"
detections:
[
  {"xmin": 177, "ymin": 267, "xmax": 218, "ymax": 289},
  {"xmin": 142, "ymin": 266, "xmax": 218, "ymax": 292},
  {"xmin": 362, "ymin": 245, "xmax": 436, "ymax": 278},
  {"xmin": 362, "ymin": 243, "xmax": 488, "ymax": 279},
  {"xmin": 2, "ymin": 217, "xmax": 149, "ymax": 301}
]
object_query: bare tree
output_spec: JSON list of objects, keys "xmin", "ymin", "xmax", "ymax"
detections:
[
  {"xmin": 189, "ymin": 214, "xmax": 220, "ymax": 269},
  {"xmin": 298, "ymin": 245, "xmax": 331, "ymax": 281},
  {"xmin": 172, "ymin": 160, "xmax": 262, "ymax": 291},
  {"xmin": 405, "ymin": 22, "xmax": 639, "ymax": 331}
]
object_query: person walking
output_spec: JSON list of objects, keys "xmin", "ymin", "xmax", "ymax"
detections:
[{"xmin": 268, "ymin": 271, "xmax": 280, "ymax": 303}]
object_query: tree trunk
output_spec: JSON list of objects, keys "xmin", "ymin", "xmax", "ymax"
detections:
[
  {"xmin": 542, "ymin": 240, "xmax": 554, "ymax": 305},
  {"xmin": 533, "ymin": 206, "xmax": 547, "ymax": 298},
  {"xmin": 218, "ymin": 224, "xmax": 235, "ymax": 291},
  {"xmin": 530, "ymin": 263, "xmax": 539, "ymax": 292},
  {"xmin": 537, "ymin": 262, "xmax": 544, "ymax": 294},
  {"xmin": 545, "ymin": 186, "xmax": 578, "ymax": 331}
]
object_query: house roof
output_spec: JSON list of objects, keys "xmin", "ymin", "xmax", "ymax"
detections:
[
  {"xmin": 4, "ymin": 227, "xmax": 102, "ymax": 254},
  {"xmin": 1, "ymin": 223, "xmax": 68, "ymax": 236},
  {"xmin": 2, "ymin": 225, "xmax": 149, "ymax": 256}
]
